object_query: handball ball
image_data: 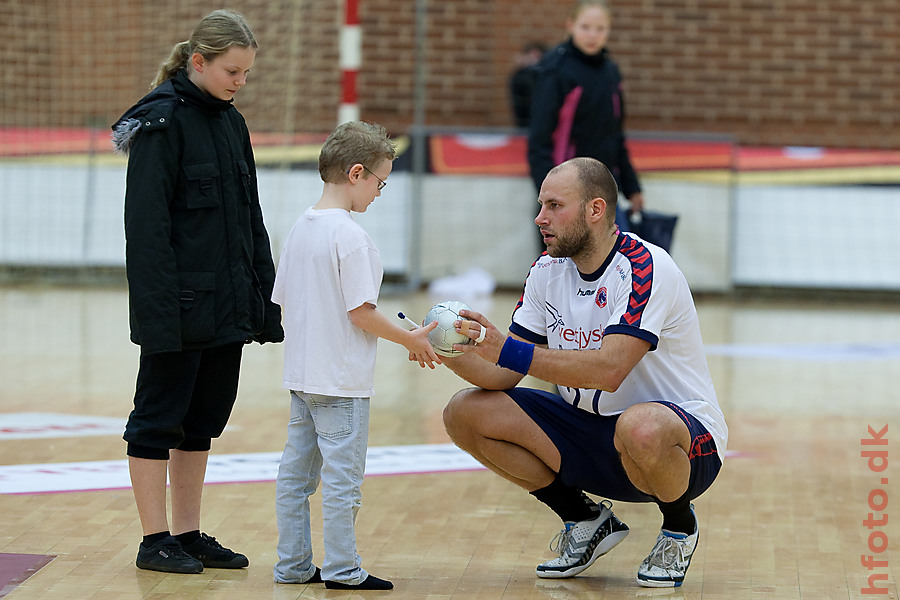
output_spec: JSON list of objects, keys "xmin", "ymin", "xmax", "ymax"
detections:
[{"xmin": 423, "ymin": 300, "xmax": 471, "ymax": 357}]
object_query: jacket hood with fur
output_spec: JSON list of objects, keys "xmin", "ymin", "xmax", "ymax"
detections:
[
  {"xmin": 110, "ymin": 81, "xmax": 179, "ymax": 155},
  {"xmin": 111, "ymin": 70, "xmax": 233, "ymax": 155}
]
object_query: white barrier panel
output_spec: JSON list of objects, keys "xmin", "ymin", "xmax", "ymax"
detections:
[{"xmin": 3, "ymin": 162, "xmax": 900, "ymax": 291}]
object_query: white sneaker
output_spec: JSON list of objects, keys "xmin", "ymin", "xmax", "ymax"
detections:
[
  {"xmin": 636, "ymin": 510, "xmax": 699, "ymax": 587},
  {"xmin": 536, "ymin": 500, "xmax": 630, "ymax": 579}
]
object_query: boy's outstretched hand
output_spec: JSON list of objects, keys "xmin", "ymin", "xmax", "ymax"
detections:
[{"xmin": 407, "ymin": 320, "xmax": 442, "ymax": 368}]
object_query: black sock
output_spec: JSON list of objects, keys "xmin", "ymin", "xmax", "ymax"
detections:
[
  {"xmin": 175, "ymin": 530, "xmax": 201, "ymax": 546},
  {"xmin": 656, "ymin": 495, "xmax": 695, "ymax": 535},
  {"xmin": 530, "ymin": 476, "xmax": 600, "ymax": 523},
  {"xmin": 142, "ymin": 531, "xmax": 170, "ymax": 547}
]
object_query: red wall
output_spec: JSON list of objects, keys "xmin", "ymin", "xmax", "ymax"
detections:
[{"xmin": 3, "ymin": 0, "xmax": 897, "ymax": 148}]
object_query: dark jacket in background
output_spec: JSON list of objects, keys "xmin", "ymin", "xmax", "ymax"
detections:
[
  {"xmin": 527, "ymin": 40, "xmax": 641, "ymax": 198},
  {"xmin": 112, "ymin": 69, "xmax": 283, "ymax": 355},
  {"xmin": 510, "ymin": 63, "xmax": 541, "ymax": 128}
]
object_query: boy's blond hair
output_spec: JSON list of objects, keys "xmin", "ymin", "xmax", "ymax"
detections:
[{"xmin": 318, "ymin": 121, "xmax": 396, "ymax": 184}]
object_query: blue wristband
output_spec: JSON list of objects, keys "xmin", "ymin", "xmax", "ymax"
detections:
[{"xmin": 496, "ymin": 337, "xmax": 534, "ymax": 375}]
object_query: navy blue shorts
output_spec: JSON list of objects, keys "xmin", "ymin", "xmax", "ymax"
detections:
[
  {"xmin": 504, "ymin": 388, "xmax": 721, "ymax": 503},
  {"xmin": 124, "ymin": 342, "xmax": 243, "ymax": 459}
]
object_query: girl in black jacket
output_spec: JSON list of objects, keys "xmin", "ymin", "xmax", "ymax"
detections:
[
  {"xmin": 111, "ymin": 9, "xmax": 283, "ymax": 574},
  {"xmin": 528, "ymin": 0, "xmax": 644, "ymax": 214}
]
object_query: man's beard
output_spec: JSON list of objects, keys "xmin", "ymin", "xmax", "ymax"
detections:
[{"xmin": 546, "ymin": 214, "xmax": 593, "ymax": 259}]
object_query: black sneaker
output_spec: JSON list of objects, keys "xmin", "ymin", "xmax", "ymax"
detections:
[
  {"xmin": 325, "ymin": 574, "xmax": 393, "ymax": 590},
  {"xmin": 136, "ymin": 536, "xmax": 203, "ymax": 574},
  {"xmin": 181, "ymin": 533, "xmax": 249, "ymax": 569}
]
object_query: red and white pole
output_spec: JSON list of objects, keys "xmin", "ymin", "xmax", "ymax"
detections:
[{"xmin": 339, "ymin": 0, "xmax": 361, "ymax": 124}]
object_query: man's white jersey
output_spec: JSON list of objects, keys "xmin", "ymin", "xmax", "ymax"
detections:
[{"xmin": 510, "ymin": 232, "xmax": 727, "ymax": 458}]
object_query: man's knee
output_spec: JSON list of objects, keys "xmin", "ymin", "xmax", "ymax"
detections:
[
  {"xmin": 442, "ymin": 388, "xmax": 478, "ymax": 440},
  {"xmin": 615, "ymin": 403, "xmax": 687, "ymax": 456},
  {"xmin": 616, "ymin": 405, "xmax": 660, "ymax": 448},
  {"xmin": 443, "ymin": 387, "xmax": 509, "ymax": 444}
]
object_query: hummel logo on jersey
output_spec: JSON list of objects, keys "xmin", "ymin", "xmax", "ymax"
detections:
[{"xmin": 576, "ymin": 288, "xmax": 595, "ymax": 297}]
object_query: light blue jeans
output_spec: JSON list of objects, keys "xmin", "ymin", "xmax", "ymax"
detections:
[{"xmin": 273, "ymin": 391, "xmax": 370, "ymax": 584}]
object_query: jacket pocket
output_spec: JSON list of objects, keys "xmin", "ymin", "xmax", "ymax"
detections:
[
  {"xmin": 182, "ymin": 162, "xmax": 220, "ymax": 209},
  {"xmin": 179, "ymin": 271, "xmax": 216, "ymax": 343},
  {"xmin": 236, "ymin": 159, "xmax": 254, "ymax": 204}
]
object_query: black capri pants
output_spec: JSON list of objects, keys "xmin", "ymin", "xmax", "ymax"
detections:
[{"xmin": 124, "ymin": 342, "xmax": 243, "ymax": 460}]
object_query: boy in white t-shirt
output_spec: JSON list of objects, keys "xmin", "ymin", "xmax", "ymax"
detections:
[{"xmin": 271, "ymin": 121, "xmax": 440, "ymax": 590}]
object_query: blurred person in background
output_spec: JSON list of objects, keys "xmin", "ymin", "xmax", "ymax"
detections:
[
  {"xmin": 510, "ymin": 41, "xmax": 547, "ymax": 128},
  {"xmin": 528, "ymin": 0, "xmax": 644, "ymax": 227}
]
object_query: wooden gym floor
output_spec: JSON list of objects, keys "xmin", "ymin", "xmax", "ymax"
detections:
[{"xmin": 0, "ymin": 283, "xmax": 897, "ymax": 599}]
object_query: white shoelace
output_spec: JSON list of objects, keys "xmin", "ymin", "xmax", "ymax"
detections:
[
  {"xmin": 548, "ymin": 526, "xmax": 573, "ymax": 556},
  {"xmin": 547, "ymin": 500, "xmax": 613, "ymax": 557},
  {"xmin": 645, "ymin": 535, "xmax": 688, "ymax": 570}
]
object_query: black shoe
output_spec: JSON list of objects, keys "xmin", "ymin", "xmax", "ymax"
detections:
[
  {"xmin": 325, "ymin": 574, "xmax": 393, "ymax": 590},
  {"xmin": 136, "ymin": 536, "xmax": 203, "ymax": 574},
  {"xmin": 181, "ymin": 532, "xmax": 249, "ymax": 569}
]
